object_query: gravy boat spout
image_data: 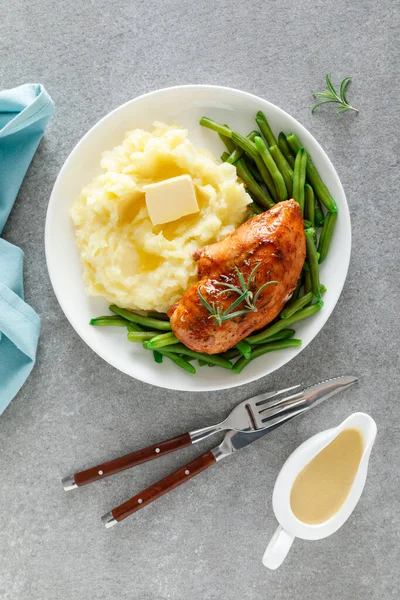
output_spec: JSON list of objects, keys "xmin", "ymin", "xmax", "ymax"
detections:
[{"xmin": 263, "ymin": 412, "xmax": 377, "ymax": 570}]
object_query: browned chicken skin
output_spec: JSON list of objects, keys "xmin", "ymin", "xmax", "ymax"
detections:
[{"xmin": 168, "ymin": 200, "xmax": 306, "ymax": 354}]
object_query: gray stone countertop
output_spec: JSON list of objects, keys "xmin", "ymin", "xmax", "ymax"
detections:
[{"xmin": 0, "ymin": 1, "xmax": 399, "ymax": 598}]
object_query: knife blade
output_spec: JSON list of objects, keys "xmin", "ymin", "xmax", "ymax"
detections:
[{"xmin": 212, "ymin": 375, "xmax": 358, "ymax": 461}]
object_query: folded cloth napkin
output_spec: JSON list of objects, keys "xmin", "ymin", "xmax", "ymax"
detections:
[{"xmin": 0, "ymin": 84, "xmax": 54, "ymax": 414}]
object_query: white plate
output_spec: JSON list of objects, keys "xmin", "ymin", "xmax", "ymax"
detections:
[{"xmin": 45, "ymin": 85, "xmax": 351, "ymax": 392}]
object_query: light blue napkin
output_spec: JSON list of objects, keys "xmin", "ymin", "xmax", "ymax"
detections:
[{"xmin": 0, "ymin": 84, "xmax": 54, "ymax": 414}]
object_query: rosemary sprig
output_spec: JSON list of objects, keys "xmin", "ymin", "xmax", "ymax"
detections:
[
  {"xmin": 197, "ymin": 263, "xmax": 279, "ymax": 326},
  {"xmin": 312, "ymin": 74, "xmax": 359, "ymax": 115}
]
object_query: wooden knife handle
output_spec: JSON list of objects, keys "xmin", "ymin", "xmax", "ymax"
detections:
[
  {"xmin": 73, "ymin": 433, "xmax": 192, "ymax": 487},
  {"xmin": 110, "ymin": 450, "xmax": 216, "ymax": 522}
]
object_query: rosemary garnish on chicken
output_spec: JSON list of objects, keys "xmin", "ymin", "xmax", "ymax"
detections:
[{"xmin": 197, "ymin": 263, "xmax": 279, "ymax": 326}]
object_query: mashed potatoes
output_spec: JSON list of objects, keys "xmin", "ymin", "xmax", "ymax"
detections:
[{"xmin": 71, "ymin": 122, "xmax": 251, "ymax": 312}]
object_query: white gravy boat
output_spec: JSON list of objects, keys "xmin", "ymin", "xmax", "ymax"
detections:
[{"xmin": 263, "ymin": 412, "xmax": 377, "ymax": 570}]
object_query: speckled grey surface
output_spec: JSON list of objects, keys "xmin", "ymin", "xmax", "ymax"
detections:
[{"xmin": 1, "ymin": 1, "xmax": 399, "ymax": 598}]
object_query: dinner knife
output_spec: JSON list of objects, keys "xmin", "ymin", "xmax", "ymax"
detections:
[{"xmin": 102, "ymin": 375, "xmax": 358, "ymax": 526}]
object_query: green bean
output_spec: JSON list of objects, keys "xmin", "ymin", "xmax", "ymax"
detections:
[
  {"xmin": 198, "ymin": 359, "xmax": 215, "ymax": 367},
  {"xmin": 146, "ymin": 311, "xmax": 170, "ymax": 321},
  {"xmin": 318, "ymin": 211, "xmax": 338, "ymax": 263},
  {"xmin": 90, "ymin": 316, "xmax": 128, "ymax": 327},
  {"xmin": 226, "ymin": 131, "xmax": 258, "ymax": 164},
  {"xmin": 109, "ymin": 305, "xmax": 172, "ymax": 330},
  {"xmin": 153, "ymin": 350, "xmax": 163, "ymax": 363},
  {"xmin": 202, "ymin": 117, "xmax": 276, "ymax": 200},
  {"xmin": 157, "ymin": 349, "xmax": 196, "ymax": 374},
  {"xmin": 201, "ymin": 119, "xmax": 255, "ymax": 163},
  {"xmin": 302, "ymin": 254, "xmax": 320, "ymax": 272},
  {"xmin": 248, "ymin": 201, "xmax": 264, "ymax": 215},
  {"xmin": 245, "ymin": 329, "xmax": 296, "ymax": 347},
  {"xmin": 275, "ymin": 134, "xmax": 322, "ymax": 219},
  {"xmin": 145, "ymin": 332, "xmax": 179, "ymax": 349},
  {"xmin": 286, "ymin": 133, "xmax": 337, "ymax": 213},
  {"xmin": 155, "ymin": 343, "xmax": 233, "ymax": 369},
  {"xmin": 229, "ymin": 131, "xmax": 277, "ymax": 199},
  {"xmin": 127, "ymin": 322, "xmax": 145, "ymax": 332},
  {"xmin": 197, "ymin": 359, "xmax": 215, "ymax": 367},
  {"xmin": 222, "ymin": 151, "xmax": 272, "ymax": 209},
  {"xmin": 246, "ymin": 302, "xmax": 324, "ymax": 345},
  {"xmin": 315, "ymin": 197, "xmax": 325, "ymax": 227},
  {"xmin": 292, "ymin": 276, "xmax": 303, "ymax": 301},
  {"xmin": 304, "ymin": 271, "xmax": 312, "ymax": 295},
  {"xmin": 278, "ymin": 132, "xmax": 295, "ymax": 168},
  {"xmin": 235, "ymin": 340, "xmax": 252, "ymax": 360},
  {"xmin": 305, "ymin": 184, "xmax": 315, "ymax": 227},
  {"xmin": 305, "ymin": 228, "xmax": 321, "ymax": 298},
  {"xmin": 200, "ymin": 117, "xmax": 232, "ymax": 138},
  {"xmin": 221, "ymin": 151, "xmax": 230, "ymax": 161},
  {"xmin": 231, "ymin": 131, "xmax": 260, "ymax": 160},
  {"xmin": 312, "ymin": 227, "xmax": 318, "ymax": 246},
  {"xmin": 265, "ymin": 329, "xmax": 296, "ymax": 342},
  {"xmin": 293, "ymin": 148, "xmax": 307, "ymax": 214},
  {"xmin": 221, "ymin": 128, "xmax": 276, "ymax": 199},
  {"xmin": 254, "ymin": 137, "xmax": 287, "ymax": 201},
  {"xmin": 235, "ymin": 158, "xmax": 275, "ymax": 209},
  {"xmin": 303, "ymin": 219, "xmax": 312, "ymax": 229},
  {"xmin": 244, "ymin": 157, "xmax": 264, "ymax": 183},
  {"xmin": 292, "ymin": 275, "xmax": 306, "ymax": 301},
  {"xmin": 269, "ymin": 145, "xmax": 293, "ymax": 198},
  {"xmin": 220, "ymin": 348, "xmax": 241, "ymax": 360},
  {"xmin": 226, "ymin": 147, "xmax": 244, "ymax": 165},
  {"xmin": 255, "ymin": 111, "xmax": 278, "ymax": 147},
  {"xmin": 218, "ymin": 132, "xmax": 236, "ymax": 154},
  {"xmin": 224, "ymin": 329, "xmax": 296, "ymax": 358},
  {"xmin": 252, "ymin": 155, "xmax": 278, "ymax": 201},
  {"xmin": 289, "ymin": 281, "xmax": 326, "ymax": 297},
  {"xmin": 281, "ymin": 292, "xmax": 314, "ymax": 319},
  {"xmin": 128, "ymin": 331, "xmax": 160, "ymax": 342},
  {"xmin": 270, "ymin": 143, "xmax": 294, "ymax": 173},
  {"xmin": 233, "ymin": 339, "xmax": 302, "ymax": 374}
]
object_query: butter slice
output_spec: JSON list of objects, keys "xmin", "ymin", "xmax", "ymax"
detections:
[{"xmin": 143, "ymin": 175, "xmax": 199, "ymax": 226}]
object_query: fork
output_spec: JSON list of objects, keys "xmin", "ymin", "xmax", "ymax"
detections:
[
  {"xmin": 62, "ymin": 384, "xmax": 306, "ymax": 491},
  {"xmin": 61, "ymin": 376, "xmax": 358, "ymax": 526}
]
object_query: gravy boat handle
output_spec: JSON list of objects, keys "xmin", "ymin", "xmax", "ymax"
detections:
[{"xmin": 262, "ymin": 525, "xmax": 295, "ymax": 570}]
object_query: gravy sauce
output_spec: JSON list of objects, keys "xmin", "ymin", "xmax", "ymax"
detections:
[{"xmin": 290, "ymin": 428, "xmax": 364, "ymax": 524}]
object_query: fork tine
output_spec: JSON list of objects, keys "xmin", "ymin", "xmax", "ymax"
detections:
[
  {"xmin": 259, "ymin": 397, "xmax": 306, "ymax": 422},
  {"xmin": 257, "ymin": 403, "xmax": 310, "ymax": 433},
  {"xmin": 252, "ymin": 384, "xmax": 302, "ymax": 408},
  {"xmin": 256, "ymin": 390, "xmax": 305, "ymax": 415},
  {"xmin": 246, "ymin": 375, "xmax": 357, "ymax": 431}
]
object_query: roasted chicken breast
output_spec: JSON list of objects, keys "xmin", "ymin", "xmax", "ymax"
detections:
[{"xmin": 169, "ymin": 199, "xmax": 306, "ymax": 354}]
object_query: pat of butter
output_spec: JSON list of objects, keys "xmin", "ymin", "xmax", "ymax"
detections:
[{"xmin": 143, "ymin": 175, "xmax": 199, "ymax": 226}]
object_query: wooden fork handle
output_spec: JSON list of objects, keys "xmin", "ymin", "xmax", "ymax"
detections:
[
  {"xmin": 72, "ymin": 433, "xmax": 192, "ymax": 487},
  {"xmin": 109, "ymin": 451, "xmax": 216, "ymax": 523}
]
